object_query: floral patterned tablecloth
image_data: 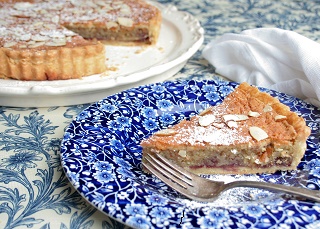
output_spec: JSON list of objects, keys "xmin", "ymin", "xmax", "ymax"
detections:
[{"xmin": 1, "ymin": 0, "xmax": 320, "ymax": 228}]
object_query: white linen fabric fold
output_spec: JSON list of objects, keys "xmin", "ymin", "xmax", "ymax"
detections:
[{"xmin": 202, "ymin": 28, "xmax": 320, "ymax": 107}]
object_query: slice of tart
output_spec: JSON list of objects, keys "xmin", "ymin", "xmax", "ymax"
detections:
[{"xmin": 141, "ymin": 82, "xmax": 311, "ymax": 175}]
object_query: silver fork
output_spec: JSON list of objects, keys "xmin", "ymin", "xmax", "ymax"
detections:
[{"xmin": 143, "ymin": 154, "xmax": 320, "ymax": 202}]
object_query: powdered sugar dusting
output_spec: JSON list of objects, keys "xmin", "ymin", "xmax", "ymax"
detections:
[{"xmin": 168, "ymin": 122, "xmax": 252, "ymax": 146}]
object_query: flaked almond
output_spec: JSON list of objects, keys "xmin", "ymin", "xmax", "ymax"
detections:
[
  {"xmin": 26, "ymin": 40, "xmax": 35, "ymax": 45},
  {"xmin": 85, "ymin": 1, "xmax": 97, "ymax": 8},
  {"xmin": 223, "ymin": 114, "xmax": 236, "ymax": 122},
  {"xmin": 236, "ymin": 114, "xmax": 249, "ymax": 121},
  {"xmin": 3, "ymin": 41, "xmax": 17, "ymax": 48},
  {"xmin": 70, "ymin": 0, "xmax": 81, "ymax": 6},
  {"xmin": 32, "ymin": 34, "xmax": 50, "ymax": 42},
  {"xmin": 118, "ymin": 17, "xmax": 133, "ymax": 27},
  {"xmin": 223, "ymin": 114, "xmax": 248, "ymax": 122},
  {"xmin": 227, "ymin": 121, "xmax": 238, "ymax": 128},
  {"xmin": 96, "ymin": 1, "xmax": 111, "ymax": 7},
  {"xmin": 263, "ymin": 105, "xmax": 273, "ymax": 112},
  {"xmin": 120, "ymin": 4, "xmax": 131, "ymax": 15},
  {"xmin": 49, "ymin": 32, "xmax": 65, "ymax": 39},
  {"xmin": 154, "ymin": 129, "xmax": 177, "ymax": 136},
  {"xmin": 63, "ymin": 30, "xmax": 77, "ymax": 37},
  {"xmin": 20, "ymin": 33, "xmax": 31, "ymax": 41},
  {"xmin": 249, "ymin": 126, "xmax": 268, "ymax": 141},
  {"xmin": 274, "ymin": 115, "xmax": 287, "ymax": 121},
  {"xmin": 46, "ymin": 40, "xmax": 66, "ymax": 46},
  {"xmin": 28, "ymin": 42, "xmax": 45, "ymax": 48},
  {"xmin": 32, "ymin": 21, "xmax": 44, "ymax": 27},
  {"xmin": 198, "ymin": 114, "xmax": 216, "ymax": 127},
  {"xmin": 248, "ymin": 111, "xmax": 260, "ymax": 117},
  {"xmin": 13, "ymin": 2, "xmax": 33, "ymax": 10},
  {"xmin": 39, "ymin": 9, "xmax": 48, "ymax": 15},
  {"xmin": 43, "ymin": 24, "xmax": 56, "ymax": 30},
  {"xmin": 198, "ymin": 107, "xmax": 212, "ymax": 116},
  {"xmin": 212, "ymin": 123, "xmax": 225, "ymax": 128}
]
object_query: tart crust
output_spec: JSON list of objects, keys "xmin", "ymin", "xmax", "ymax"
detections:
[
  {"xmin": 141, "ymin": 82, "xmax": 311, "ymax": 175},
  {"xmin": 0, "ymin": 0, "xmax": 162, "ymax": 81}
]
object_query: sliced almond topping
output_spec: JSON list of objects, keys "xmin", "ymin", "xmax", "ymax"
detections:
[
  {"xmin": 3, "ymin": 41, "xmax": 17, "ymax": 48},
  {"xmin": 227, "ymin": 121, "xmax": 238, "ymax": 128},
  {"xmin": 249, "ymin": 126, "xmax": 268, "ymax": 141},
  {"xmin": 85, "ymin": 1, "xmax": 97, "ymax": 8},
  {"xmin": 212, "ymin": 123, "xmax": 225, "ymax": 128},
  {"xmin": 120, "ymin": 4, "xmax": 131, "ymax": 15},
  {"xmin": 32, "ymin": 34, "xmax": 50, "ymax": 42},
  {"xmin": 13, "ymin": 2, "xmax": 33, "ymax": 10},
  {"xmin": 154, "ymin": 129, "xmax": 177, "ymax": 136},
  {"xmin": 46, "ymin": 40, "xmax": 66, "ymax": 47},
  {"xmin": 198, "ymin": 107, "xmax": 212, "ymax": 116},
  {"xmin": 236, "ymin": 114, "xmax": 249, "ymax": 121},
  {"xmin": 198, "ymin": 115, "xmax": 216, "ymax": 127},
  {"xmin": 263, "ymin": 105, "xmax": 273, "ymax": 112},
  {"xmin": 43, "ymin": 24, "xmax": 56, "ymax": 30},
  {"xmin": 248, "ymin": 111, "xmax": 260, "ymax": 117},
  {"xmin": 32, "ymin": 21, "xmax": 44, "ymax": 27},
  {"xmin": 223, "ymin": 114, "xmax": 248, "ymax": 122},
  {"xmin": 63, "ymin": 30, "xmax": 77, "ymax": 37},
  {"xmin": 223, "ymin": 114, "xmax": 236, "ymax": 122},
  {"xmin": 20, "ymin": 33, "xmax": 31, "ymax": 41},
  {"xmin": 49, "ymin": 32, "xmax": 65, "ymax": 39},
  {"xmin": 96, "ymin": 1, "xmax": 110, "ymax": 7},
  {"xmin": 28, "ymin": 42, "xmax": 45, "ymax": 48},
  {"xmin": 117, "ymin": 17, "xmax": 133, "ymax": 27},
  {"xmin": 274, "ymin": 115, "xmax": 287, "ymax": 121},
  {"xmin": 70, "ymin": 0, "xmax": 81, "ymax": 6}
]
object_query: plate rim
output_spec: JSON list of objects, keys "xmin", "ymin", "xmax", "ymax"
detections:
[
  {"xmin": 0, "ymin": 2, "xmax": 204, "ymax": 97},
  {"xmin": 60, "ymin": 79, "xmax": 320, "ymax": 229}
]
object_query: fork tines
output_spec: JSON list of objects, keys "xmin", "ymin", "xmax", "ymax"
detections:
[{"xmin": 143, "ymin": 154, "xmax": 194, "ymax": 191}]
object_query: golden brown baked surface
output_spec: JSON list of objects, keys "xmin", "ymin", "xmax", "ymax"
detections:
[
  {"xmin": 0, "ymin": 0, "xmax": 162, "ymax": 80},
  {"xmin": 141, "ymin": 82, "xmax": 311, "ymax": 175}
]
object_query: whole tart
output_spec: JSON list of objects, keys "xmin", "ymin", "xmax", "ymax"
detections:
[
  {"xmin": 0, "ymin": 0, "xmax": 162, "ymax": 80},
  {"xmin": 141, "ymin": 82, "xmax": 311, "ymax": 175}
]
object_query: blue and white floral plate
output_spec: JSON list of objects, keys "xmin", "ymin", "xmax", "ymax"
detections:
[{"xmin": 60, "ymin": 80, "xmax": 320, "ymax": 228}]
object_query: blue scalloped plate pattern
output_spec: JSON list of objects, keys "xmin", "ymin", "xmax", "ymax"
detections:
[{"xmin": 60, "ymin": 80, "xmax": 320, "ymax": 229}]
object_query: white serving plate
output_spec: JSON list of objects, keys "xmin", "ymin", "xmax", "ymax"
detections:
[{"xmin": 0, "ymin": 2, "xmax": 204, "ymax": 107}]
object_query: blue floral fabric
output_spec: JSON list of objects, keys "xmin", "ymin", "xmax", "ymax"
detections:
[{"xmin": 1, "ymin": 0, "xmax": 320, "ymax": 229}]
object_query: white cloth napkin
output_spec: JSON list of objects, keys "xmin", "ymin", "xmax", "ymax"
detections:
[{"xmin": 202, "ymin": 28, "xmax": 320, "ymax": 107}]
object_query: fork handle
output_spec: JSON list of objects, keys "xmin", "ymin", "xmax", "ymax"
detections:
[{"xmin": 224, "ymin": 181, "xmax": 320, "ymax": 202}]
